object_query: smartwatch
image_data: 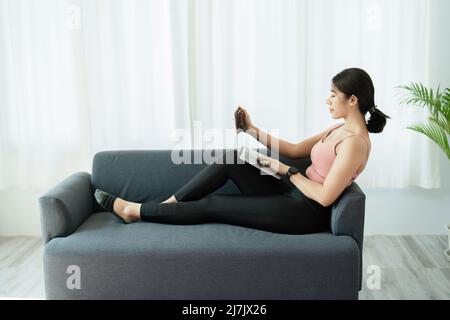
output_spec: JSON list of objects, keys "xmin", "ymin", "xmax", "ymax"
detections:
[{"xmin": 285, "ymin": 166, "xmax": 299, "ymax": 179}]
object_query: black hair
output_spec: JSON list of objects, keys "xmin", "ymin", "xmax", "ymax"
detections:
[{"xmin": 332, "ymin": 67, "xmax": 391, "ymax": 133}]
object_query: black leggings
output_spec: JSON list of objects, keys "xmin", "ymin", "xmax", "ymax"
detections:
[{"xmin": 140, "ymin": 150, "xmax": 331, "ymax": 234}]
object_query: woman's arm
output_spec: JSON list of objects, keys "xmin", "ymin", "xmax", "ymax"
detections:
[
  {"xmin": 257, "ymin": 154, "xmax": 325, "ymax": 205},
  {"xmin": 259, "ymin": 135, "xmax": 367, "ymax": 207},
  {"xmin": 288, "ymin": 137, "xmax": 366, "ymax": 207},
  {"xmin": 250, "ymin": 124, "xmax": 337, "ymax": 160},
  {"xmin": 247, "ymin": 125, "xmax": 297, "ymax": 159},
  {"xmin": 236, "ymin": 105, "xmax": 338, "ymax": 160},
  {"xmin": 236, "ymin": 106, "xmax": 297, "ymax": 159}
]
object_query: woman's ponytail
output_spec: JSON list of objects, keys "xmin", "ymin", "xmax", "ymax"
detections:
[{"xmin": 366, "ymin": 105, "xmax": 391, "ymax": 133}]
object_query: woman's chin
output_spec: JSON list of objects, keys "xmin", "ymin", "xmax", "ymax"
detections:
[{"xmin": 330, "ymin": 113, "xmax": 339, "ymax": 119}]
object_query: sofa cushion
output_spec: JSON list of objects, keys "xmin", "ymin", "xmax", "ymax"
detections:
[{"xmin": 44, "ymin": 212, "xmax": 359, "ymax": 299}]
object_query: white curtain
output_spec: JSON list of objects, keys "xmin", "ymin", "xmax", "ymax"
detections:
[{"xmin": 0, "ymin": 0, "xmax": 441, "ymax": 191}]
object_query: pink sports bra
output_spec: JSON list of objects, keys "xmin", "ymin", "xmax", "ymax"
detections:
[{"xmin": 305, "ymin": 123, "xmax": 370, "ymax": 187}]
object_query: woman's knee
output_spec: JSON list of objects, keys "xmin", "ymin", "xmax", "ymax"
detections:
[{"xmin": 211, "ymin": 150, "xmax": 239, "ymax": 169}]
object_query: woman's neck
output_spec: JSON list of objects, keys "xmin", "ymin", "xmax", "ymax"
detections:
[{"xmin": 343, "ymin": 110, "xmax": 368, "ymax": 135}]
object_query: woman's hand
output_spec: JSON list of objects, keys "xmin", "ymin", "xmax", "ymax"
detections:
[
  {"xmin": 257, "ymin": 154, "xmax": 290, "ymax": 176},
  {"xmin": 234, "ymin": 105, "xmax": 254, "ymax": 131}
]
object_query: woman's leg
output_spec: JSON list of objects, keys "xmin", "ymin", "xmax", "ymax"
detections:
[
  {"xmin": 172, "ymin": 149, "xmax": 291, "ymax": 202},
  {"xmin": 140, "ymin": 194, "xmax": 330, "ymax": 235},
  {"xmin": 97, "ymin": 149, "xmax": 293, "ymax": 222}
]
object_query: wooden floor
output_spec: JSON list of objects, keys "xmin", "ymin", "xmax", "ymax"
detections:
[
  {"xmin": 360, "ymin": 235, "xmax": 450, "ymax": 299},
  {"xmin": 0, "ymin": 237, "xmax": 44, "ymax": 299},
  {"xmin": 0, "ymin": 235, "xmax": 449, "ymax": 300}
]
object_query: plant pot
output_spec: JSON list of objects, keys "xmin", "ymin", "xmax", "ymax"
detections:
[{"xmin": 445, "ymin": 224, "xmax": 450, "ymax": 261}]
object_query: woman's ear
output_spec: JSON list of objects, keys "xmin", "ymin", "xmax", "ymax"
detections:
[{"xmin": 350, "ymin": 94, "xmax": 358, "ymax": 106}]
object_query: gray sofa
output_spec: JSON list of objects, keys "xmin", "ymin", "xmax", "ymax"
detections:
[{"xmin": 39, "ymin": 149, "xmax": 366, "ymax": 300}]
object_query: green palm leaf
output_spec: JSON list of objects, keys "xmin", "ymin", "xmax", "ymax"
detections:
[
  {"xmin": 431, "ymin": 114, "xmax": 450, "ymax": 136},
  {"xmin": 396, "ymin": 83, "xmax": 437, "ymax": 114},
  {"xmin": 407, "ymin": 121, "xmax": 449, "ymax": 160},
  {"xmin": 397, "ymin": 82, "xmax": 450, "ymax": 161},
  {"xmin": 442, "ymin": 88, "xmax": 450, "ymax": 122}
]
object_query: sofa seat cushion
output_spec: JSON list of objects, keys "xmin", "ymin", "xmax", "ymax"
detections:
[{"xmin": 44, "ymin": 212, "xmax": 359, "ymax": 299}]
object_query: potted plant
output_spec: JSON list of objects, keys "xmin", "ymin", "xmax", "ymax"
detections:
[{"xmin": 396, "ymin": 83, "xmax": 450, "ymax": 260}]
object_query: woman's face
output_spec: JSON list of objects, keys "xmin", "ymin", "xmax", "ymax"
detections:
[{"xmin": 325, "ymin": 85, "xmax": 352, "ymax": 119}]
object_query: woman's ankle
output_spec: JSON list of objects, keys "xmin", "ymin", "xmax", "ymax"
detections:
[
  {"xmin": 123, "ymin": 204, "xmax": 141, "ymax": 222},
  {"xmin": 162, "ymin": 195, "xmax": 178, "ymax": 204}
]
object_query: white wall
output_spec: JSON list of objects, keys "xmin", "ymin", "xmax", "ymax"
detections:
[
  {"xmin": 364, "ymin": 150, "xmax": 449, "ymax": 235},
  {"xmin": 0, "ymin": 188, "xmax": 47, "ymax": 236}
]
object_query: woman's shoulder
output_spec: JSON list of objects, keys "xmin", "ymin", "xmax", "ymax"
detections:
[{"xmin": 335, "ymin": 130, "xmax": 371, "ymax": 160}]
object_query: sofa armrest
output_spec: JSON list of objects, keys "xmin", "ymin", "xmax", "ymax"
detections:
[
  {"xmin": 39, "ymin": 172, "xmax": 93, "ymax": 244},
  {"xmin": 331, "ymin": 193, "xmax": 365, "ymax": 242},
  {"xmin": 331, "ymin": 189, "xmax": 366, "ymax": 291}
]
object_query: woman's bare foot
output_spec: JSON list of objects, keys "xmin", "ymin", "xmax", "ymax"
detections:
[
  {"xmin": 94, "ymin": 189, "xmax": 141, "ymax": 223},
  {"xmin": 113, "ymin": 198, "xmax": 141, "ymax": 223},
  {"xmin": 99, "ymin": 193, "xmax": 177, "ymax": 223},
  {"xmin": 112, "ymin": 195, "xmax": 177, "ymax": 222},
  {"xmin": 161, "ymin": 195, "xmax": 178, "ymax": 204},
  {"xmin": 116, "ymin": 195, "xmax": 177, "ymax": 222}
]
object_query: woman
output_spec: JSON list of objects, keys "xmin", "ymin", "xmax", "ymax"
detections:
[{"xmin": 95, "ymin": 67, "xmax": 390, "ymax": 234}]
